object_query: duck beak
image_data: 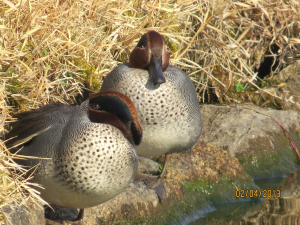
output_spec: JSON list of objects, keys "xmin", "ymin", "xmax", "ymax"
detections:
[{"xmin": 148, "ymin": 56, "xmax": 166, "ymax": 84}]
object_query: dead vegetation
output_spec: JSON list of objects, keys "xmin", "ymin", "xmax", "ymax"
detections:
[{"xmin": 0, "ymin": 0, "xmax": 300, "ymax": 223}]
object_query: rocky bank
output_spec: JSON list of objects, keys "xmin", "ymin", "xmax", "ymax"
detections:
[
  {"xmin": 3, "ymin": 59, "xmax": 300, "ymax": 225},
  {"xmin": 2, "ymin": 102, "xmax": 300, "ymax": 224}
]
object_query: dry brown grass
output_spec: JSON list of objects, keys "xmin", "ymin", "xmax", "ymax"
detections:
[
  {"xmin": 186, "ymin": 0, "xmax": 300, "ymax": 104},
  {"xmin": 0, "ymin": 0, "xmax": 300, "ymax": 223}
]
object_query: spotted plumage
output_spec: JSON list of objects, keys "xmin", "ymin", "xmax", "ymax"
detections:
[
  {"xmin": 100, "ymin": 31, "xmax": 202, "ymax": 158},
  {"xmin": 5, "ymin": 91, "xmax": 142, "ymax": 210}
]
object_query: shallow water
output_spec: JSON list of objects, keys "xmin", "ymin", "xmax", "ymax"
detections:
[{"xmin": 177, "ymin": 171, "xmax": 300, "ymax": 225}]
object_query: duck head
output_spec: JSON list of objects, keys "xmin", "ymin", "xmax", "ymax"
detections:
[
  {"xmin": 88, "ymin": 91, "xmax": 142, "ymax": 145},
  {"xmin": 129, "ymin": 30, "xmax": 171, "ymax": 84}
]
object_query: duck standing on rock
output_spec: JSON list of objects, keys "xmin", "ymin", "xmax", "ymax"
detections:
[
  {"xmin": 5, "ymin": 91, "xmax": 142, "ymax": 221},
  {"xmin": 100, "ymin": 30, "xmax": 202, "ymax": 178}
]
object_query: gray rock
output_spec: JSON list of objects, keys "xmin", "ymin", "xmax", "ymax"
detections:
[
  {"xmin": 1, "ymin": 201, "xmax": 45, "ymax": 225},
  {"xmin": 201, "ymin": 104, "xmax": 300, "ymax": 156},
  {"xmin": 201, "ymin": 104, "xmax": 300, "ymax": 177},
  {"xmin": 84, "ymin": 181, "xmax": 159, "ymax": 223},
  {"xmin": 137, "ymin": 156, "xmax": 160, "ymax": 175}
]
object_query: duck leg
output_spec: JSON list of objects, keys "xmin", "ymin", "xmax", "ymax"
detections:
[
  {"xmin": 159, "ymin": 153, "xmax": 171, "ymax": 178},
  {"xmin": 135, "ymin": 152, "xmax": 171, "ymax": 182},
  {"xmin": 75, "ymin": 209, "xmax": 84, "ymax": 221},
  {"xmin": 134, "ymin": 172, "xmax": 164, "ymax": 201},
  {"xmin": 134, "ymin": 153, "xmax": 171, "ymax": 202}
]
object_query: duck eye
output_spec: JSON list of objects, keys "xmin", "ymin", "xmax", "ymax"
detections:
[
  {"xmin": 165, "ymin": 44, "xmax": 170, "ymax": 52},
  {"xmin": 90, "ymin": 103, "xmax": 100, "ymax": 110}
]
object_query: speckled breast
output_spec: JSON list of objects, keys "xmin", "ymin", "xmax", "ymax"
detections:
[
  {"xmin": 36, "ymin": 123, "xmax": 138, "ymax": 209},
  {"xmin": 101, "ymin": 64, "xmax": 202, "ymax": 157}
]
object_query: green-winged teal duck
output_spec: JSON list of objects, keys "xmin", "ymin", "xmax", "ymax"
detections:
[
  {"xmin": 100, "ymin": 30, "xmax": 202, "ymax": 177},
  {"xmin": 5, "ymin": 91, "xmax": 142, "ymax": 220}
]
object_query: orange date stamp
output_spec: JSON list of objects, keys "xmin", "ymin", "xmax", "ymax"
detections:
[{"xmin": 236, "ymin": 189, "xmax": 280, "ymax": 198}]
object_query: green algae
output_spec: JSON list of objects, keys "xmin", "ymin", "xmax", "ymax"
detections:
[
  {"xmin": 108, "ymin": 132, "xmax": 300, "ymax": 225},
  {"xmin": 183, "ymin": 176, "xmax": 258, "ymax": 202},
  {"xmin": 236, "ymin": 132, "xmax": 300, "ymax": 178},
  {"xmin": 97, "ymin": 176, "xmax": 257, "ymax": 225},
  {"xmin": 97, "ymin": 193, "xmax": 209, "ymax": 225}
]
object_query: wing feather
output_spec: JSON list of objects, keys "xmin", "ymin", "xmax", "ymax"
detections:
[{"xmin": 5, "ymin": 103, "xmax": 76, "ymax": 149}]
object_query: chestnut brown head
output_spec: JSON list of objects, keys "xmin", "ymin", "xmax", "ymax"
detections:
[{"xmin": 129, "ymin": 30, "xmax": 171, "ymax": 84}]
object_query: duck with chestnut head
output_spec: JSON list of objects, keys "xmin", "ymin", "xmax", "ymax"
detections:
[
  {"xmin": 100, "ymin": 30, "xmax": 202, "ymax": 178},
  {"xmin": 5, "ymin": 91, "xmax": 142, "ymax": 221}
]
